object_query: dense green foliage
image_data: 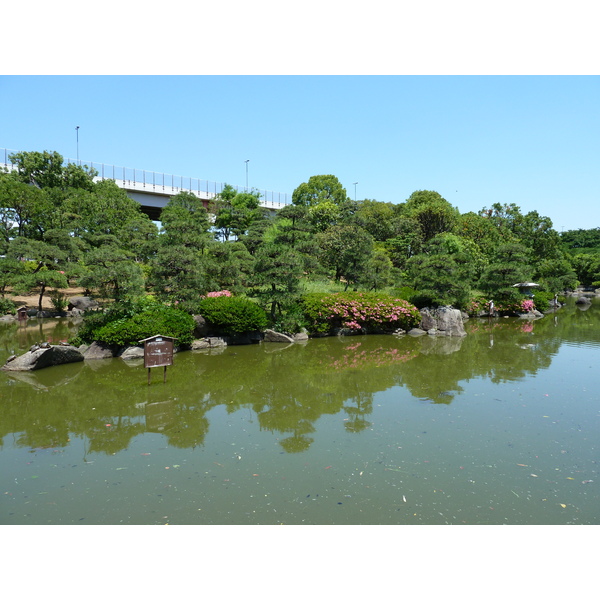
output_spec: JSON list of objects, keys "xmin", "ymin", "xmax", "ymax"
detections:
[
  {"xmin": 194, "ymin": 296, "xmax": 268, "ymax": 335},
  {"xmin": 71, "ymin": 297, "xmax": 195, "ymax": 347},
  {"xmin": 2, "ymin": 151, "xmax": 595, "ymax": 329}
]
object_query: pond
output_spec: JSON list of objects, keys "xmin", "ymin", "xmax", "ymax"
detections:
[{"xmin": 1, "ymin": 299, "xmax": 599, "ymax": 525}]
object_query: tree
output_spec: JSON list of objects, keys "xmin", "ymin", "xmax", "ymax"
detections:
[
  {"xmin": 203, "ymin": 241, "xmax": 255, "ymax": 294},
  {"xmin": 359, "ymin": 247, "xmax": 395, "ymax": 291},
  {"xmin": 213, "ymin": 184, "xmax": 263, "ymax": 241},
  {"xmin": 64, "ymin": 180, "xmax": 148, "ymax": 242},
  {"xmin": 7, "ymin": 237, "xmax": 69, "ymax": 311},
  {"xmin": 292, "ymin": 175, "xmax": 348, "ymax": 207},
  {"xmin": 0, "ymin": 174, "xmax": 53, "ymax": 240},
  {"xmin": 350, "ymin": 199, "xmax": 402, "ymax": 241},
  {"xmin": 78, "ymin": 245, "xmax": 145, "ymax": 302},
  {"xmin": 478, "ymin": 242, "xmax": 533, "ymax": 302},
  {"xmin": 150, "ymin": 244, "xmax": 208, "ymax": 305},
  {"xmin": 403, "ymin": 190, "xmax": 459, "ymax": 242},
  {"xmin": 252, "ymin": 243, "xmax": 304, "ymax": 320},
  {"xmin": 534, "ymin": 258, "xmax": 578, "ymax": 293},
  {"xmin": 8, "ymin": 150, "xmax": 97, "ymax": 191},
  {"xmin": 316, "ymin": 224, "xmax": 374, "ymax": 290}
]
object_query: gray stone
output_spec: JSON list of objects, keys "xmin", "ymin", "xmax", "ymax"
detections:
[
  {"xmin": 293, "ymin": 332, "xmax": 309, "ymax": 341},
  {"xmin": 120, "ymin": 346, "xmax": 145, "ymax": 360},
  {"xmin": 264, "ymin": 329, "xmax": 295, "ymax": 343},
  {"xmin": 193, "ymin": 314, "xmax": 209, "ymax": 337},
  {"xmin": 68, "ymin": 296, "xmax": 100, "ymax": 311},
  {"xmin": 192, "ymin": 337, "xmax": 227, "ymax": 350},
  {"xmin": 191, "ymin": 339, "xmax": 211, "ymax": 350},
  {"xmin": 419, "ymin": 306, "xmax": 467, "ymax": 337},
  {"xmin": 83, "ymin": 341, "xmax": 117, "ymax": 359},
  {"xmin": 407, "ymin": 328, "xmax": 427, "ymax": 336},
  {"xmin": 575, "ymin": 296, "xmax": 592, "ymax": 305},
  {"xmin": 2, "ymin": 345, "xmax": 84, "ymax": 371}
]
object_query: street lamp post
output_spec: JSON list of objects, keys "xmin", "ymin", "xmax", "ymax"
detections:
[
  {"xmin": 245, "ymin": 159, "xmax": 250, "ymax": 190},
  {"xmin": 75, "ymin": 126, "xmax": 80, "ymax": 164},
  {"xmin": 353, "ymin": 182, "xmax": 358, "ymax": 201}
]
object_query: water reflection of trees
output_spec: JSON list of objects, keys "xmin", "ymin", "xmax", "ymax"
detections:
[{"xmin": 0, "ymin": 300, "xmax": 597, "ymax": 454}]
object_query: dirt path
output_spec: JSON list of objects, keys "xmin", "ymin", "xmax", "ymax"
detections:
[{"xmin": 10, "ymin": 288, "xmax": 89, "ymax": 310}]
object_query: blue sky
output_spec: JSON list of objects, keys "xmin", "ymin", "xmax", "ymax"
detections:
[{"xmin": 2, "ymin": 75, "xmax": 598, "ymax": 231}]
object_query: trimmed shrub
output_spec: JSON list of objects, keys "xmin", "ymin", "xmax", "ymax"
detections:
[
  {"xmin": 302, "ymin": 292, "xmax": 421, "ymax": 335},
  {"xmin": 0, "ymin": 297, "xmax": 17, "ymax": 315},
  {"xmin": 195, "ymin": 296, "xmax": 268, "ymax": 335},
  {"xmin": 71, "ymin": 298, "xmax": 195, "ymax": 347}
]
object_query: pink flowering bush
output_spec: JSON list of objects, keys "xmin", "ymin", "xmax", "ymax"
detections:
[
  {"xmin": 521, "ymin": 299, "xmax": 534, "ymax": 312},
  {"xmin": 302, "ymin": 292, "xmax": 421, "ymax": 335},
  {"xmin": 204, "ymin": 290, "xmax": 233, "ymax": 298}
]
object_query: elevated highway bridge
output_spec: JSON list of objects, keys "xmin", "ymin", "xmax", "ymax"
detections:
[{"xmin": 1, "ymin": 149, "xmax": 292, "ymax": 221}]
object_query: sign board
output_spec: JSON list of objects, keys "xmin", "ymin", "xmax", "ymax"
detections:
[
  {"xmin": 143, "ymin": 337, "xmax": 174, "ymax": 369},
  {"xmin": 139, "ymin": 335, "xmax": 178, "ymax": 384}
]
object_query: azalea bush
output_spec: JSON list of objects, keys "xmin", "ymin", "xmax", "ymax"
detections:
[
  {"xmin": 302, "ymin": 292, "xmax": 421, "ymax": 335},
  {"xmin": 204, "ymin": 290, "xmax": 233, "ymax": 298}
]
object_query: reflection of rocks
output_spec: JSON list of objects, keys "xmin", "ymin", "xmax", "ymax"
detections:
[
  {"xmin": 2, "ymin": 344, "xmax": 84, "ymax": 371},
  {"xmin": 420, "ymin": 306, "xmax": 467, "ymax": 337},
  {"xmin": 5, "ymin": 362, "xmax": 83, "ymax": 389},
  {"xmin": 418, "ymin": 335, "xmax": 465, "ymax": 355}
]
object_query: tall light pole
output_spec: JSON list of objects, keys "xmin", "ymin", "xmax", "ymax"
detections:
[
  {"xmin": 353, "ymin": 182, "xmax": 358, "ymax": 201},
  {"xmin": 75, "ymin": 126, "xmax": 80, "ymax": 164},
  {"xmin": 245, "ymin": 159, "xmax": 250, "ymax": 190}
]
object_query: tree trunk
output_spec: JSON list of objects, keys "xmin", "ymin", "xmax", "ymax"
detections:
[{"xmin": 37, "ymin": 282, "xmax": 46, "ymax": 312}]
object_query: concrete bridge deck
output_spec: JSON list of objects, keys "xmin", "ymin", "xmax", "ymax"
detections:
[{"xmin": 1, "ymin": 149, "xmax": 291, "ymax": 221}]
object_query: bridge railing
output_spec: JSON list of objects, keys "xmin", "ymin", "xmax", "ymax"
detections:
[{"xmin": 1, "ymin": 147, "xmax": 292, "ymax": 208}]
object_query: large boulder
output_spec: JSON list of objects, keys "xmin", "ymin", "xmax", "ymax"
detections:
[
  {"xmin": 119, "ymin": 346, "xmax": 145, "ymax": 360},
  {"xmin": 192, "ymin": 314, "xmax": 209, "ymax": 337},
  {"xmin": 83, "ymin": 341, "xmax": 118, "ymax": 359},
  {"xmin": 419, "ymin": 306, "xmax": 466, "ymax": 337},
  {"xmin": 67, "ymin": 296, "xmax": 100, "ymax": 311},
  {"xmin": 264, "ymin": 329, "xmax": 295, "ymax": 343},
  {"xmin": 2, "ymin": 345, "xmax": 84, "ymax": 371}
]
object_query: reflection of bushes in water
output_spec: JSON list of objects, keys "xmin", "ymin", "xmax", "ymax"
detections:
[
  {"xmin": 325, "ymin": 341, "xmax": 418, "ymax": 371},
  {"xmin": 279, "ymin": 434, "xmax": 314, "ymax": 453}
]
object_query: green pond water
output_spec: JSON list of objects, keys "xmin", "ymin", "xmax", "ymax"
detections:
[{"xmin": 1, "ymin": 299, "xmax": 599, "ymax": 525}]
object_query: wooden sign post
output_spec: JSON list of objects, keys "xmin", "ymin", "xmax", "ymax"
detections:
[
  {"xmin": 139, "ymin": 335, "xmax": 177, "ymax": 384},
  {"xmin": 17, "ymin": 307, "xmax": 28, "ymax": 325}
]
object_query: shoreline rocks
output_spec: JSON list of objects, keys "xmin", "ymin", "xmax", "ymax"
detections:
[{"xmin": 2, "ymin": 344, "xmax": 84, "ymax": 371}]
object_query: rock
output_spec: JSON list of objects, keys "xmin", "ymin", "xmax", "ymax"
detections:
[
  {"xmin": 83, "ymin": 341, "xmax": 117, "ymax": 359},
  {"xmin": 36, "ymin": 311, "xmax": 53, "ymax": 318},
  {"xmin": 575, "ymin": 296, "xmax": 592, "ymax": 305},
  {"xmin": 293, "ymin": 332, "xmax": 309, "ymax": 341},
  {"xmin": 419, "ymin": 306, "xmax": 467, "ymax": 337},
  {"xmin": 264, "ymin": 329, "xmax": 295, "ymax": 343},
  {"xmin": 191, "ymin": 339, "xmax": 211, "ymax": 350},
  {"xmin": 193, "ymin": 314, "xmax": 209, "ymax": 337},
  {"xmin": 192, "ymin": 337, "xmax": 228, "ymax": 350},
  {"xmin": 407, "ymin": 328, "xmax": 427, "ymax": 336},
  {"xmin": 2, "ymin": 345, "xmax": 84, "ymax": 371},
  {"xmin": 119, "ymin": 346, "xmax": 145, "ymax": 360},
  {"xmin": 67, "ymin": 296, "xmax": 100, "ymax": 311}
]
